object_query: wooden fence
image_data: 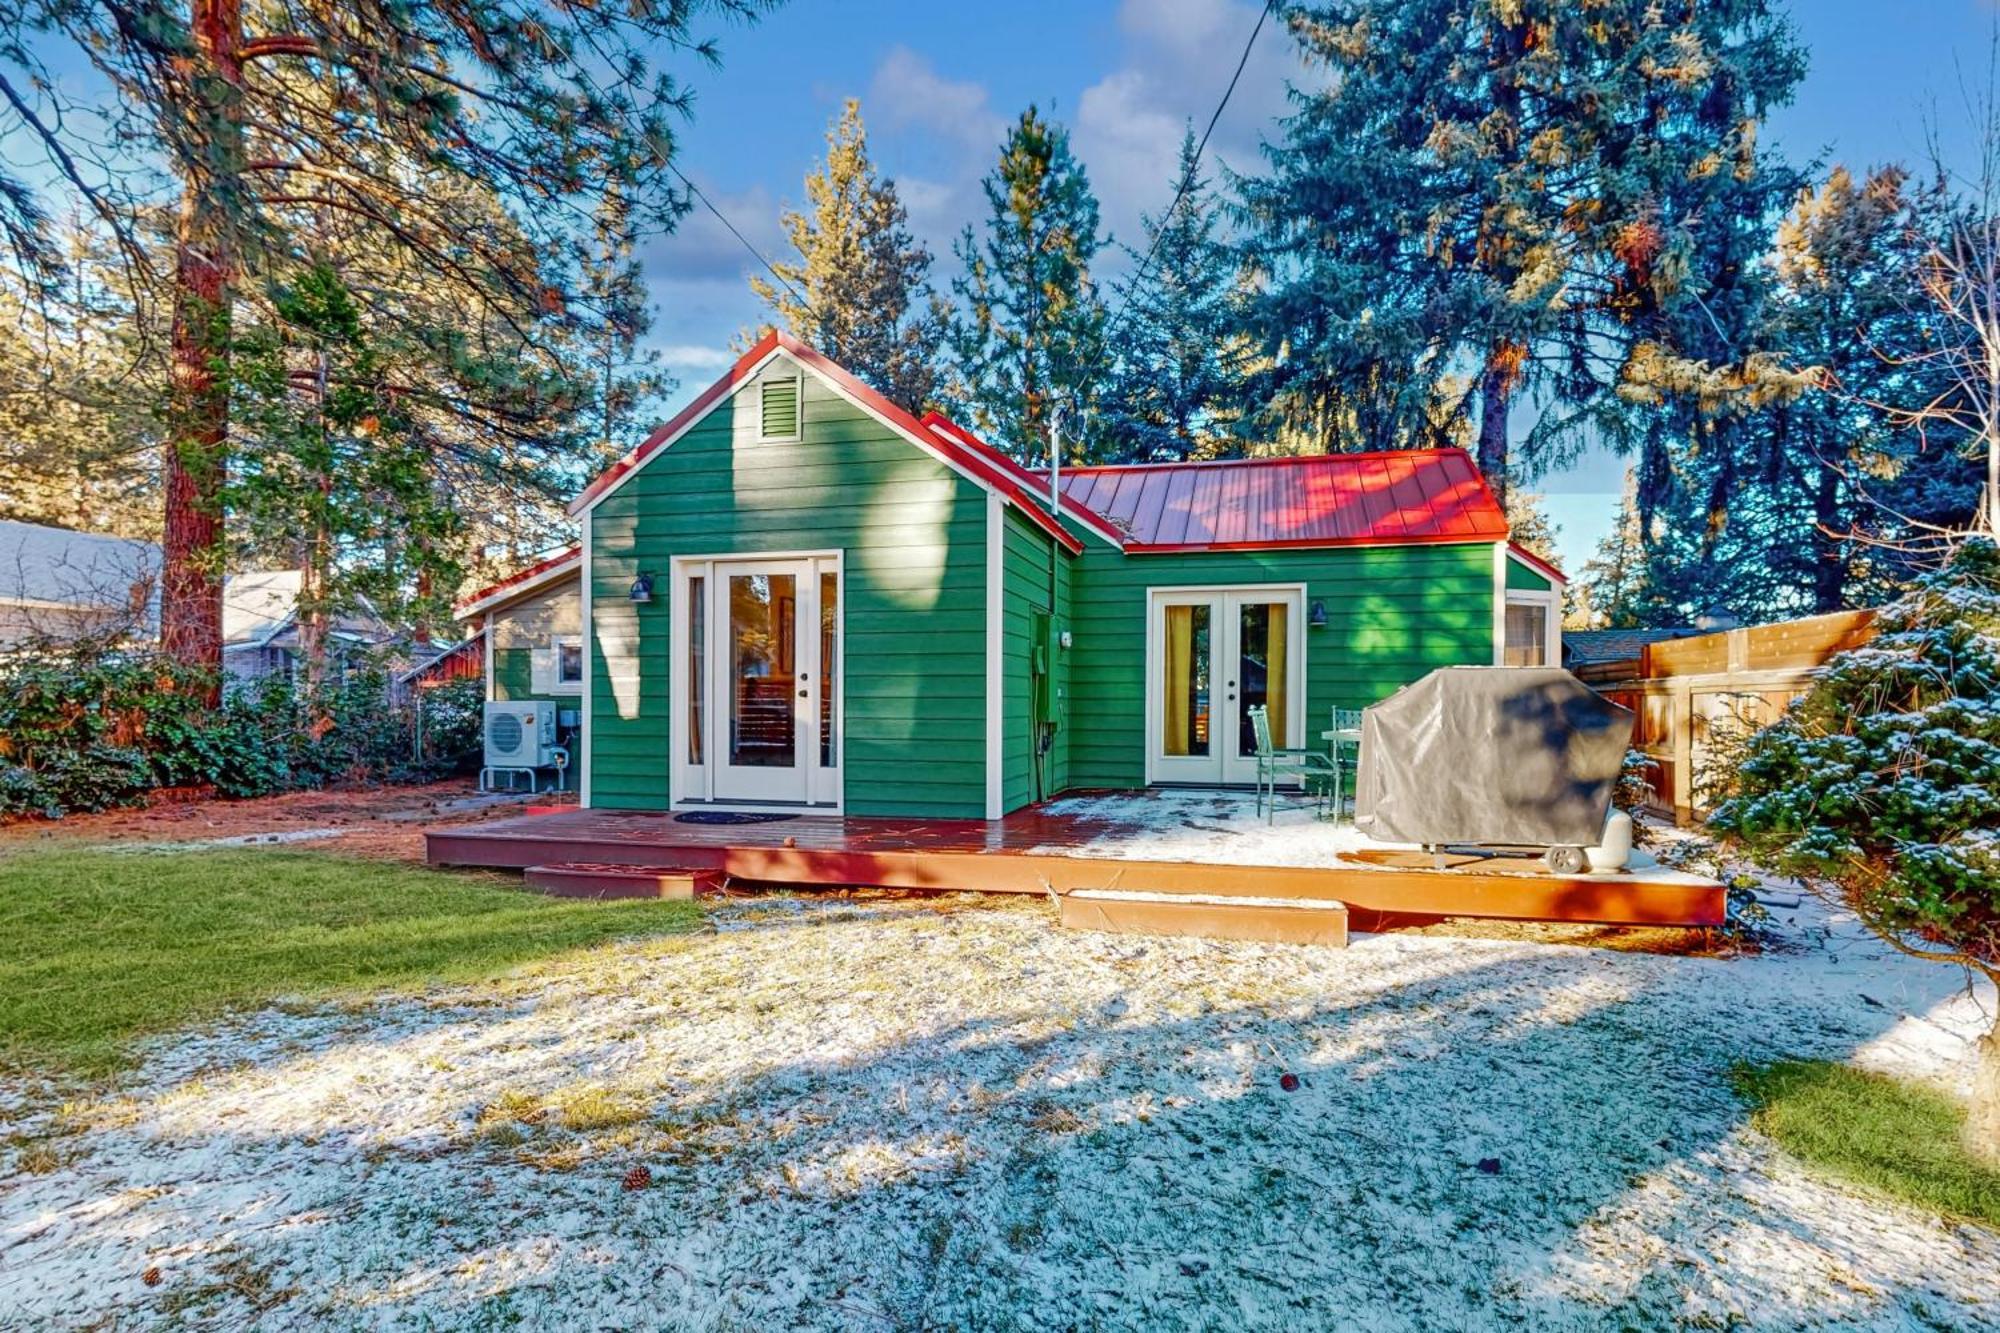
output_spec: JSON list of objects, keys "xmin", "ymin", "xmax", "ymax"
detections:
[{"xmin": 1596, "ymin": 609, "xmax": 1878, "ymax": 824}]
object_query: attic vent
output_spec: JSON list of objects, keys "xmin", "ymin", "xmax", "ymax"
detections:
[{"xmin": 760, "ymin": 377, "xmax": 800, "ymax": 439}]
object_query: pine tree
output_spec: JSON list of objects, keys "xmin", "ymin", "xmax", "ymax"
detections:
[
  {"xmin": 3, "ymin": 0, "xmax": 764, "ymax": 688},
  {"xmin": 1100, "ymin": 130, "xmax": 1245, "ymax": 462},
  {"xmin": 753, "ymin": 100, "xmax": 941, "ymax": 411},
  {"xmin": 946, "ymin": 107, "xmax": 1108, "ymax": 463},
  {"xmin": 1238, "ymin": 0, "xmax": 1808, "ymax": 501}
]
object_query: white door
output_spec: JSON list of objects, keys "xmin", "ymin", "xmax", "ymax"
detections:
[
  {"xmin": 680, "ymin": 555, "xmax": 842, "ymax": 807},
  {"xmin": 1149, "ymin": 587, "xmax": 1304, "ymax": 785}
]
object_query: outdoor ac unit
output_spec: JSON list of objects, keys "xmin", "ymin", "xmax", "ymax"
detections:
[{"xmin": 483, "ymin": 700, "xmax": 558, "ymax": 770}]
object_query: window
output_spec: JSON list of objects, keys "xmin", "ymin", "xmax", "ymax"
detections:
[
  {"xmin": 555, "ymin": 635, "xmax": 584, "ymax": 687},
  {"xmin": 1504, "ymin": 600, "xmax": 1549, "ymax": 667},
  {"xmin": 759, "ymin": 376, "xmax": 801, "ymax": 440}
]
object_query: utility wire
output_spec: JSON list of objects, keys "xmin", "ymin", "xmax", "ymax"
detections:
[
  {"xmin": 1103, "ymin": 0, "xmax": 1275, "ymax": 346},
  {"xmin": 665, "ymin": 160, "xmax": 815, "ymax": 318}
]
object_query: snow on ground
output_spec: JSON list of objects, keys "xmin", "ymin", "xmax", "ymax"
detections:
[
  {"xmin": 1035, "ymin": 788, "xmax": 1711, "ymax": 883},
  {"xmin": 2, "ymin": 847, "xmax": 1997, "ymax": 1329}
]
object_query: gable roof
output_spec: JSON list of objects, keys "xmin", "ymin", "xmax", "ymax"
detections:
[
  {"xmin": 220, "ymin": 570, "xmax": 394, "ymax": 648},
  {"xmin": 919, "ymin": 413, "xmax": 1128, "ymax": 549},
  {"xmin": 1507, "ymin": 542, "xmax": 1568, "ymax": 587},
  {"xmin": 567, "ymin": 330, "xmax": 1082, "ymax": 554},
  {"xmin": 1048, "ymin": 449, "xmax": 1510, "ymax": 552},
  {"xmin": 454, "ymin": 545, "xmax": 582, "ymax": 620}
]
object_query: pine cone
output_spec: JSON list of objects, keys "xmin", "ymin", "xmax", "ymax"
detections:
[
  {"xmin": 622, "ymin": 1164, "xmax": 652, "ymax": 1192},
  {"xmin": 142, "ymin": 1266, "xmax": 163, "ymax": 1287}
]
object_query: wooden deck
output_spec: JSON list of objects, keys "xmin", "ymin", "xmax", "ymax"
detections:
[{"xmin": 426, "ymin": 804, "xmax": 1726, "ymax": 928}]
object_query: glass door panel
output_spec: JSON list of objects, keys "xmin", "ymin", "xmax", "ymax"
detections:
[
  {"xmin": 714, "ymin": 567, "xmax": 808, "ymax": 803},
  {"xmin": 1152, "ymin": 595, "xmax": 1224, "ymax": 782},
  {"xmin": 1222, "ymin": 597, "xmax": 1289, "ymax": 784}
]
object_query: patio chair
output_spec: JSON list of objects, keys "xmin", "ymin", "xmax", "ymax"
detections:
[
  {"xmin": 1248, "ymin": 704, "xmax": 1337, "ymax": 822},
  {"xmin": 1326, "ymin": 706, "xmax": 1365, "ymax": 822}
]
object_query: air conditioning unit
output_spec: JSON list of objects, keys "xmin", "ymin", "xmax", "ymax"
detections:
[{"xmin": 484, "ymin": 700, "xmax": 558, "ymax": 770}]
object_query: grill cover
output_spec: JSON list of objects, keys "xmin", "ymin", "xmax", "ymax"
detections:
[{"xmin": 1353, "ymin": 667, "xmax": 1633, "ymax": 847}]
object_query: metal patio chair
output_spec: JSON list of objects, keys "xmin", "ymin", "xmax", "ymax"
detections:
[
  {"xmin": 1249, "ymin": 704, "xmax": 1337, "ymax": 822},
  {"xmin": 1325, "ymin": 706, "xmax": 1365, "ymax": 823}
]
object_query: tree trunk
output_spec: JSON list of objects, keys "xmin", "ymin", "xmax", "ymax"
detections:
[
  {"xmin": 1477, "ymin": 346, "xmax": 1520, "ymax": 507},
  {"xmin": 158, "ymin": 0, "xmax": 244, "ymax": 697},
  {"xmin": 1970, "ymin": 1005, "xmax": 2000, "ymax": 1166}
]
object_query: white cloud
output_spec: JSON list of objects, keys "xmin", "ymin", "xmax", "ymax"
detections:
[
  {"xmin": 657, "ymin": 344, "xmax": 736, "ymax": 373},
  {"xmin": 1073, "ymin": 0, "xmax": 1299, "ymax": 253},
  {"xmin": 642, "ymin": 179, "xmax": 787, "ymax": 285},
  {"xmin": 868, "ymin": 46, "xmax": 1007, "ymax": 154}
]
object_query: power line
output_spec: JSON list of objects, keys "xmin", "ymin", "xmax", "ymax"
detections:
[
  {"xmin": 664, "ymin": 160, "xmax": 814, "ymax": 317},
  {"xmin": 1105, "ymin": 0, "xmax": 1275, "ymax": 343}
]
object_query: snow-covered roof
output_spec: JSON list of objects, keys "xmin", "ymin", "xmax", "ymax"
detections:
[{"xmin": 222, "ymin": 570, "xmax": 305, "ymax": 646}]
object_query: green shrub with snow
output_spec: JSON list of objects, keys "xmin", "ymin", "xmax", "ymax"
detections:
[{"xmin": 1711, "ymin": 537, "xmax": 2000, "ymax": 1160}]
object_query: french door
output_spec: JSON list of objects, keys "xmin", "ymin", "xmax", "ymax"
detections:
[
  {"xmin": 674, "ymin": 553, "xmax": 841, "ymax": 808},
  {"xmin": 1148, "ymin": 586, "xmax": 1305, "ymax": 786}
]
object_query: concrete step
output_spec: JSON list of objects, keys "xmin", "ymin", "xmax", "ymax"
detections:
[
  {"xmin": 523, "ymin": 862, "xmax": 720, "ymax": 900},
  {"xmin": 1059, "ymin": 889, "xmax": 1348, "ymax": 947}
]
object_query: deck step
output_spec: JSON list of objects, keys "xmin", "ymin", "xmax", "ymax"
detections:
[
  {"xmin": 523, "ymin": 862, "xmax": 720, "ymax": 900},
  {"xmin": 1059, "ymin": 889, "xmax": 1348, "ymax": 947}
]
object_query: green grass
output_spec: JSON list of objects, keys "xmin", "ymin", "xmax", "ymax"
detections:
[
  {"xmin": 1732, "ymin": 1059, "xmax": 2000, "ymax": 1229},
  {"xmin": 0, "ymin": 848, "xmax": 701, "ymax": 1074}
]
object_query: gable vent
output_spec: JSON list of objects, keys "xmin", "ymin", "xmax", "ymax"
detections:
[{"xmin": 760, "ymin": 377, "xmax": 800, "ymax": 439}]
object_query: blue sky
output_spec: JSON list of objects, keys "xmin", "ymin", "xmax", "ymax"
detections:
[{"xmin": 646, "ymin": 0, "xmax": 2000, "ymax": 573}]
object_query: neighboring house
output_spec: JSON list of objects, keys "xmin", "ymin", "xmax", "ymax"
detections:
[
  {"xmin": 562, "ymin": 330, "xmax": 1566, "ymax": 820},
  {"xmin": 0, "ymin": 519, "xmax": 159, "ymax": 649},
  {"xmin": 1562, "ymin": 627, "xmax": 1701, "ymax": 686},
  {"xmin": 221, "ymin": 569, "xmax": 398, "ymax": 685},
  {"xmin": 451, "ymin": 546, "xmax": 586, "ymax": 750}
]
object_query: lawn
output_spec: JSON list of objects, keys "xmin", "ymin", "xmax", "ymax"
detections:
[
  {"xmin": 0, "ymin": 848, "xmax": 700, "ymax": 1073},
  {"xmin": 1733, "ymin": 1058, "xmax": 2000, "ymax": 1228},
  {"xmin": 2, "ymin": 888, "xmax": 1995, "ymax": 1329}
]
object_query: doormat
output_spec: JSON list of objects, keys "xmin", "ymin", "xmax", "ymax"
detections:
[{"xmin": 673, "ymin": 811, "xmax": 799, "ymax": 825}]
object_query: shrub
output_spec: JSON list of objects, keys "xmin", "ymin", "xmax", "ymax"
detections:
[
  {"xmin": 0, "ymin": 637, "xmax": 483, "ymax": 818},
  {"xmin": 1711, "ymin": 537, "xmax": 2000, "ymax": 1162}
]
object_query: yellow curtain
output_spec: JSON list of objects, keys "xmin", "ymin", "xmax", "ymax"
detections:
[
  {"xmin": 1266, "ymin": 603, "xmax": 1289, "ymax": 746},
  {"xmin": 1164, "ymin": 606, "xmax": 1193, "ymax": 755}
]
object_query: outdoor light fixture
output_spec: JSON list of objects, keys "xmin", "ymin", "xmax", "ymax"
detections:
[
  {"xmin": 629, "ymin": 572, "xmax": 654, "ymax": 604},
  {"xmin": 1309, "ymin": 599, "xmax": 1328, "ymax": 629}
]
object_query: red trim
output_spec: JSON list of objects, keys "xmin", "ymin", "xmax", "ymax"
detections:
[
  {"xmin": 919, "ymin": 411, "xmax": 1126, "ymax": 548},
  {"xmin": 1124, "ymin": 533, "xmax": 1505, "ymax": 554},
  {"xmin": 569, "ymin": 331, "xmax": 783, "ymax": 516},
  {"xmin": 1507, "ymin": 542, "xmax": 1568, "ymax": 586},
  {"xmin": 566, "ymin": 331, "xmax": 1084, "ymax": 554},
  {"xmin": 454, "ymin": 545, "xmax": 580, "ymax": 617}
]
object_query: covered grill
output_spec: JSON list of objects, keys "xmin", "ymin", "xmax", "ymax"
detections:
[{"xmin": 1353, "ymin": 667, "xmax": 1633, "ymax": 865}]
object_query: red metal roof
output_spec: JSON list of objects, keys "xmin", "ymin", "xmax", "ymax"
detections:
[
  {"xmin": 454, "ymin": 545, "xmax": 580, "ymax": 618},
  {"xmin": 1052, "ymin": 449, "xmax": 1510, "ymax": 552},
  {"xmin": 920, "ymin": 412, "xmax": 1128, "ymax": 548}
]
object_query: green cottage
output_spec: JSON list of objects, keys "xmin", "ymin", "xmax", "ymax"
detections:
[{"xmin": 490, "ymin": 331, "xmax": 1562, "ymax": 819}]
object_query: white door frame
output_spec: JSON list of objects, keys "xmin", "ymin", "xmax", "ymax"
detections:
[
  {"xmin": 1143, "ymin": 583, "xmax": 1307, "ymax": 786},
  {"xmin": 670, "ymin": 549, "xmax": 844, "ymax": 811}
]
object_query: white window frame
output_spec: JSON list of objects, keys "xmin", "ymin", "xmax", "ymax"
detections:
[
  {"xmin": 551, "ymin": 633, "xmax": 585, "ymax": 693},
  {"xmin": 757, "ymin": 372, "xmax": 804, "ymax": 444},
  {"xmin": 1142, "ymin": 582, "xmax": 1308, "ymax": 787},
  {"xmin": 1502, "ymin": 590, "xmax": 1562, "ymax": 668},
  {"xmin": 670, "ymin": 548, "xmax": 844, "ymax": 812}
]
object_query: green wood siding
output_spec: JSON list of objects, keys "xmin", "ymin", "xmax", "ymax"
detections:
[
  {"xmin": 587, "ymin": 362, "xmax": 990, "ymax": 816},
  {"xmin": 1063, "ymin": 537, "xmax": 1498, "ymax": 790},
  {"xmin": 1506, "ymin": 552, "xmax": 1552, "ymax": 592},
  {"xmin": 1000, "ymin": 507, "xmax": 1071, "ymax": 812}
]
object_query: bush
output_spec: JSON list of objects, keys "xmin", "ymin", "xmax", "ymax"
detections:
[{"xmin": 0, "ymin": 637, "xmax": 484, "ymax": 818}]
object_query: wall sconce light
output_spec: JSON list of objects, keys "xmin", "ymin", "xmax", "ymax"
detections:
[
  {"xmin": 1309, "ymin": 599, "xmax": 1328, "ymax": 629},
  {"xmin": 629, "ymin": 572, "xmax": 654, "ymax": 603}
]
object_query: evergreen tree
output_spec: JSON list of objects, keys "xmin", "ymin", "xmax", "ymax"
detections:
[
  {"xmin": 753, "ymin": 100, "xmax": 941, "ymax": 411},
  {"xmin": 946, "ymin": 107, "xmax": 1108, "ymax": 463},
  {"xmin": 1238, "ymin": 0, "xmax": 1807, "ymax": 501},
  {"xmin": 1100, "ymin": 129, "xmax": 1244, "ymax": 462},
  {"xmin": 3, "ymin": 0, "xmax": 766, "ymax": 687}
]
